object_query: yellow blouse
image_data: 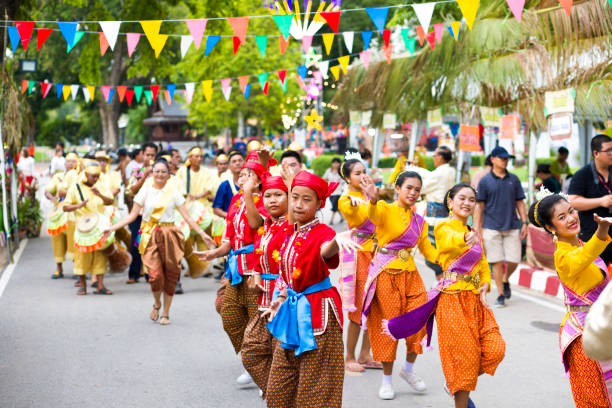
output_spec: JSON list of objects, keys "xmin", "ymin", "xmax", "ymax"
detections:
[
  {"xmin": 63, "ymin": 169, "xmax": 79, "ymax": 188},
  {"xmin": 555, "ymin": 235, "xmax": 610, "ymax": 297},
  {"xmin": 338, "ymin": 190, "xmax": 374, "ymax": 252},
  {"xmin": 176, "ymin": 166, "xmax": 215, "ymax": 206},
  {"xmin": 45, "ymin": 173, "xmax": 66, "ymax": 197},
  {"xmin": 434, "ymin": 219, "xmax": 491, "ymax": 293},
  {"xmin": 368, "ymin": 200, "xmax": 437, "ymax": 270},
  {"xmin": 64, "ymin": 181, "xmax": 109, "ymax": 218}
]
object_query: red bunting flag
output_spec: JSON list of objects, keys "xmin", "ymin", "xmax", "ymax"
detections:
[
  {"xmin": 150, "ymin": 85, "xmax": 160, "ymax": 101},
  {"xmin": 320, "ymin": 11, "xmax": 341, "ymax": 33},
  {"xmin": 37, "ymin": 28, "xmax": 53, "ymax": 50},
  {"xmin": 416, "ymin": 26, "xmax": 426, "ymax": 46},
  {"xmin": 279, "ymin": 35, "xmax": 290, "ymax": 55},
  {"xmin": 382, "ymin": 29, "xmax": 391, "ymax": 47},
  {"xmin": 125, "ymin": 89, "xmax": 135, "ymax": 105},
  {"xmin": 277, "ymin": 70, "xmax": 287, "ymax": 85},
  {"xmin": 116, "ymin": 86, "xmax": 127, "ymax": 102},
  {"xmin": 99, "ymin": 32, "xmax": 109, "ymax": 56},
  {"xmin": 426, "ymin": 31, "xmax": 436, "ymax": 50},
  {"xmin": 21, "ymin": 80, "xmax": 28, "ymax": 94},
  {"xmin": 233, "ymin": 36, "xmax": 241, "ymax": 55},
  {"xmin": 41, "ymin": 82, "xmax": 52, "ymax": 98},
  {"xmin": 262, "ymin": 81, "xmax": 269, "ymax": 95},
  {"xmin": 15, "ymin": 21, "xmax": 35, "ymax": 50}
]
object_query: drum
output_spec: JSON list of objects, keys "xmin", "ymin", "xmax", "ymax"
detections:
[
  {"xmin": 101, "ymin": 241, "xmax": 133, "ymax": 273},
  {"xmin": 74, "ymin": 212, "xmax": 115, "ymax": 253},
  {"xmin": 184, "ymin": 200, "xmax": 213, "ymax": 232},
  {"xmin": 47, "ymin": 207, "xmax": 68, "ymax": 236},
  {"xmin": 174, "ymin": 214, "xmax": 191, "ymax": 242},
  {"xmin": 211, "ymin": 217, "xmax": 226, "ymax": 246}
]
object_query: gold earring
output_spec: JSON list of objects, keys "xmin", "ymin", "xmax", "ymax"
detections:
[{"xmin": 552, "ymin": 232, "xmax": 558, "ymax": 243}]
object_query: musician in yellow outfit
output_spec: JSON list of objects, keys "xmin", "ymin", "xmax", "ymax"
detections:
[
  {"xmin": 63, "ymin": 160, "xmax": 114, "ymax": 295},
  {"xmin": 62, "ymin": 153, "xmax": 80, "ymax": 264},
  {"xmin": 45, "ymin": 165, "xmax": 69, "ymax": 279}
]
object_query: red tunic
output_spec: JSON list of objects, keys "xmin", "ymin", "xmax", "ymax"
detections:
[
  {"xmin": 277, "ymin": 219, "xmax": 343, "ymax": 335},
  {"xmin": 224, "ymin": 191, "xmax": 269, "ymax": 275},
  {"xmin": 253, "ymin": 216, "xmax": 290, "ymax": 309}
]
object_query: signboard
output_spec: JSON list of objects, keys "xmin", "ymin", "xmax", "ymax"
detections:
[
  {"xmin": 383, "ymin": 113, "xmax": 397, "ymax": 129},
  {"xmin": 458, "ymin": 124, "xmax": 480, "ymax": 152},
  {"xmin": 360, "ymin": 111, "xmax": 372, "ymax": 127},
  {"xmin": 544, "ymin": 88, "xmax": 575, "ymax": 116},
  {"xmin": 427, "ymin": 109, "xmax": 443, "ymax": 128},
  {"xmin": 480, "ymin": 106, "xmax": 501, "ymax": 127},
  {"xmin": 548, "ymin": 112, "xmax": 573, "ymax": 141},
  {"xmin": 500, "ymin": 114, "xmax": 520, "ymax": 140}
]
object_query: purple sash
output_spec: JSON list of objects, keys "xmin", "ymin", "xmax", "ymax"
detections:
[
  {"xmin": 383, "ymin": 241, "xmax": 483, "ymax": 346},
  {"xmin": 361, "ymin": 213, "xmax": 424, "ymax": 329},
  {"xmin": 339, "ymin": 219, "xmax": 375, "ymax": 312},
  {"xmin": 558, "ymin": 257, "xmax": 612, "ymax": 404}
]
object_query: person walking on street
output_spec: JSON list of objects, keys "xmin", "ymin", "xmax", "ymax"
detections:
[{"xmin": 473, "ymin": 146, "xmax": 528, "ymax": 308}]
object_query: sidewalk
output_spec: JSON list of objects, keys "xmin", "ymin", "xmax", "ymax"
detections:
[{"xmin": 508, "ymin": 264, "xmax": 564, "ymax": 300}]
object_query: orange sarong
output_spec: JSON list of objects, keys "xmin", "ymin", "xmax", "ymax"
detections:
[
  {"xmin": 565, "ymin": 336, "xmax": 611, "ymax": 408},
  {"xmin": 367, "ymin": 269, "xmax": 427, "ymax": 362},
  {"xmin": 348, "ymin": 251, "xmax": 373, "ymax": 325},
  {"xmin": 436, "ymin": 291, "xmax": 506, "ymax": 395}
]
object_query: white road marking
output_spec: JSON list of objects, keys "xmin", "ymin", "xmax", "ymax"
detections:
[
  {"xmin": 0, "ymin": 239, "xmax": 28, "ymax": 299},
  {"xmin": 513, "ymin": 287, "xmax": 566, "ymax": 313}
]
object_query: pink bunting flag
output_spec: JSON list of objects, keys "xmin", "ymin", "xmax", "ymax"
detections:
[
  {"xmin": 221, "ymin": 78, "xmax": 232, "ymax": 101},
  {"xmin": 302, "ymin": 35, "xmax": 313, "ymax": 53},
  {"xmin": 37, "ymin": 28, "xmax": 53, "ymax": 50},
  {"xmin": 41, "ymin": 82, "xmax": 52, "ymax": 98},
  {"xmin": 125, "ymin": 89, "xmax": 135, "ymax": 105},
  {"xmin": 101, "ymin": 86, "xmax": 112, "ymax": 103},
  {"xmin": 99, "ymin": 32, "xmax": 109, "ymax": 56},
  {"xmin": 185, "ymin": 19, "xmax": 207, "ymax": 49},
  {"xmin": 383, "ymin": 44, "xmax": 393, "ymax": 64},
  {"xmin": 150, "ymin": 85, "xmax": 160, "ymax": 101},
  {"xmin": 360, "ymin": 50, "xmax": 371, "ymax": 70},
  {"xmin": 116, "ymin": 86, "xmax": 127, "ymax": 102},
  {"xmin": 238, "ymin": 76, "xmax": 249, "ymax": 94},
  {"xmin": 278, "ymin": 70, "xmax": 287, "ymax": 85},
  {"xmin": 433, "ymin": 24, "xmax": 444, "ymax": 43},
  {"xmin": 506, "ymin": 0, "xmax": 525, "ymax": 22},
  {"xmin": 126, "ymin": 33, "xmax": 140, "ymax": 57},
  {"xmin": 15, "ymin": 21, "xmax": 35, "ymax": 50},
  {"xmin": 227, "ymin": 17, "xmax": 249, "ymax": 43}
]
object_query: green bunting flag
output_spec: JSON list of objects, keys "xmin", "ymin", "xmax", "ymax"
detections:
[{"xmin": 256, "ymin": 35, "xmax": 268, "ymax": 58}]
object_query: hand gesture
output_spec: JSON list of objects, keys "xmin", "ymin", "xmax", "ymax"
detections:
[
  {"xmin": 348, "ymin": 195, "xmax": 366, "ymax": 207},
  {"xmin": 247, "ymin": 275, "xmax": 264, "ymax": 294},
  {"xmin": 335, "ymin": 229, "xmax": 363, "ymax": 255},
  {"xmin": 594, "ymin": 213, "xmax": 612, "ymax": 227},
  {"xmin": 464, "ymin": 230, "xmax": 479, "ymax": 248},
  {"xmin": 360, "ymin": 175, "xmax": 378, "ymax": 203},
  {"xmin": 261, "ymin": 297, "xmax": 285, "ymax": 322},
  {"xmin": 478, "ymin": 282, "xmax": 491, "ymax": 309},
  {"xmin": 79, "ymin": 199, "xmax": 89, "ymax": 208},
  {"xmin": 520, "ymin": 223, "xmax": 528, "ymax": 240},
  {"xmin": 194, "ymin": 249, "xmax": 216, "ymax": 261},
  {"xmin": 257, "ymin": 149, "xmax": 273, "ymax": 167},
  {"xmin": 600, "ymin": 195, "xmax": 612, "ymax": 208},
  {"xmin": 281, "ymin": 163, "xmax": 298, "ymax": 188},
  {"xmin": 243, "ymin": 175, "xmax": 257, "ymax": 194},
  {"xmin": 199, "ymin": 232, "xmax": 217, "ymax": 249},
  {"xmin": 90, "ymin": 187, "xmax": 100, "ymax": 196}
]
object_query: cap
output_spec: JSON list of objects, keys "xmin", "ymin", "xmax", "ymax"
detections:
[{"xmin": 490, "ymin": 146, "xmax": 515, "ymax": 159}]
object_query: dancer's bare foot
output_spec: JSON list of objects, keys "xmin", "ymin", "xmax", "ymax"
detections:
[{"xmin": 345, "ymin": 360, "xmax": 366, "ymax": 372}]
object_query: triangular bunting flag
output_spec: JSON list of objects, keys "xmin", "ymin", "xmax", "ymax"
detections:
[
  {"xmin": 296, "ymin": 76, "xmax": 305, "ymax": 90},
  {"xmin": 302, "ymin": 35, "xmax": 313, "ymax": 53},
  {"xmin": 140, "ymin": 20, "xmax": 162, "ymax": 44},
  {"xmin": 56, "ymin": 84, "xmax": 63, "ymax": 100},
  {"xmin": 238, "ymin": 76, "xmax": 249, "ymax": 94},
  {"xmin": 144, "ymin": 90, "xmax": 153, "ymax": 106},
  {"xmin": 320, "ymin": 11, "xmax": 341, "ymax": 33},
  {"xmin": 360, "ymin": 31, "xmax": 372, "ymax": 51},
  {"xmin": 101, "ymin": 86, "xmax": 111, "ymax": 102},
  {"xmin": 319, "ymin": 60, "xmax": 329, "ymax": 78},
  {"xmin": 383, "ymin": 44, "xmax": 393, "ymax": 64},
  {"xmin": 401, "ymin": 29, "xmax": 411, "ymax": 52},
  {"xmin": 297, "ymin": 65, "xmax": 307, "ymax": 79},
  {"xmin": 99, "ymin": 21, "xmax": 121, "ymax": 51},
  {"xmin": 449, "ymin": 22, "xmax": 461, "ymax": 40},
  {"xmin": 343, "ymin": 31, "xmax": 354, "ymax": 53},
  {"xmin": 278, "ymin": 70, "xmax": 287, "ymax": 85},
  {"xmin": 150, "ymin": 34, "xmax": 168, "ymax": 58},
  {"xmin": 559, "ymin": 0, "xmax": 573, "ymax": 16},
  {"xmin": 166, "ymin": 84, "xmax": 176, "ymax": 101},
  {"xmin": 456, "ymin": 0, "xmax": 480, "ymax": 30},
  {"xmin": 329, "ymin": 65, "xmax": 341, "ymax": 80},
  {"xmin": 278, "ymin": 79, "xmax": 287, "ymax": 93},
  {"xmin": 227, "ymin": 17, "xmax": 249, "ymax": 43},
  {"xmin": 262, "ymin": 81, "xmax": 269, "ymax": 96},
  {"xmin": 41, "ymin": 82, "xmax": 52, "ymax": 98},
  {"xmin": 337, "ymin": 55, "xmax": 350, "ymax": 74},
  {"xmin": 28, "ymin": 80, "xmax": 35, "ymax": 95},
  {"xmin": 202, "ymin": 80, "xmax": 213, "ymax": 102},
  {"xmin": 99, "ymin": 32, "xmax": 110, "ymax": 56},
  {"xmin": 8, "ymin": 27, "xmax": 20, "ymax": 53},
  {"xmin": 279, "ymin": 35, "xmax": 290, "ymax": 55},
  {"xmin": 221, "ymin": 78, "xmax": 232, "ymax": 101},
  {"xmin": 426, "ymin": 31, "xmax": 436, "ymax": 50},
  {"xmin": 62, "ymin": 85, "xmax": 71, "ymax": 101},
  {"xmin": 244, "ymin": 84, "xmax": 251, "ymax": 100},
  {"xmin": 106, "ymin": 89, "xmax": 115, "ymax": 104},
  {"xmin": 205, "ymin": 36, "xmax": 220, "ymax": 56},
  {"xmin": 233, "ymin": 36, "xmax": 241, "ymax": 55},
  {"xmin": 184, "ymin": 83, "xmax": 195, "ymax": 104},
  {"xmin": 185, "ymin": 19, "xmax": 207, "ymax": 49},
  {"xmin": 126, "ymin": 33, "xmax": 141, "ymax": 57},
  {"xmin": 70, "ymin": 84, "xmax": 80, "ymax": 101},
  {"xmin": 15, "ymin": 21, "xmax": 35, "ymax": 50},
  {"xmin": 365, "ymin": 7, "xmax": 389, "ymax": 32},
  {"xmin": 20, "ymin": 80, "xmax": 27, "ymax": 94},
  {"xmin": 133, "ymin": 85, "xmax": 143, "ymax": 102},
  {"xmin": 180, "ymin": 35, "xmax": 193, "ymax": 58},
  {"xmin": 57, "ymin": 22, "xmax": 78, "ymax": 47},
  {"xmin": 36, "ymin": 28, "xmax": 53, "ymax": 50},
  {"xmin": 258, "ymin": 73, "xmax": 269, "ymax": 89},
  {"xmin": 125, "ymin": 89, "xmax": 135, "ymax": 105},
  {"xmin": 164, "ymin": 90, "xmax": 172, "ymax": 106},
  {"xmin": 382, "ymin": 29, "xmax": 391, "ymax": 47},
  {"xmin": 67, "ymin": 31, "xmax": 84, "ymax": 53},
  {"xmin": 360, "ymin": 50, "xmax": 371, "ymax": 69},
  {"xmin": 322, "ymin": 33, "xmax": 334, "ymax": 55},
  {"xmin": 272, "ymin": 14, "xmax": 294, "ymax": 40},
  {"xmin": 506, "ymin": 0, "xmax": 525, "ymax": 22},
  {"xmin": 405, "ymin": 36, "xmax": 416, "ymax": 55},
  {"xmin": 87, "ymin": 85, "xmax": 95, "ymax": 101},
  {"xmin": 82, "ymin": 86, "xmax": 91, "ymax": 103},
  {"xmin": 256, "ymin": 36, "xmax": 268, "ymax": 58},
  {"xmin": 150, "ymin": 85, "xmax": 160, "ymax": 102},
  {"xmin": 412, "ymin": 2, "xmax": 435, "ymax": 33},
  {"xmin": 434, "ymin": 24, "xmax": 444, "ymax": 43},
  {"xmin": 117, "ymin": 85, "xmax": 127, "ymax": 102},
  {"xmin": 416, "ymin": 26, "xmax": 426, "ymax": 46}
]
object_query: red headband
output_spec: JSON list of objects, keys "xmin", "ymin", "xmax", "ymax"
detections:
[
  {"xmin": 243, "ymin": 151, "xmax": 277, "ymax": 182},
  {"xmin": 262, "ymin": 176, "xmax": 288, "ymax": 193},
  {"xmin": 291, "ymin": 170, "xmax": 339, "ymax": 208}
]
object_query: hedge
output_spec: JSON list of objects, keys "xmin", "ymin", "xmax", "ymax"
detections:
[
  {"xmin": 377, "ymin": 157, "xmax": 398, "ymax": 168},
  {"xmin": 310, "ymin": 154, "xmax": 343, "ymax": 176},
  {"xmin": 536, "ymin": 158, "xmax": 553, "ymax": 166}
]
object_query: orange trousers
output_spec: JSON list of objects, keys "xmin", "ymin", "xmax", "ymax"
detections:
[
  {"xmin": 566, "ymin": 336, "xmax": 611, "ymax": 408},
  {"xmin": 367, "ymin": 269, "xmax": 426, "ymax": 362},
  {"xmin": 348, "ymin": 251, "xmax": 372, "ymax": 325},
  {"xmin": 436, "ymin": 291, "xmax": 506, "ymax": 395}
]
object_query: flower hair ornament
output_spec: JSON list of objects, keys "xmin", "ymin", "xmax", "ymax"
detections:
[
  {"xmin": 534, "ymin": 187, "xmax": 569, "ymax": 227},
  {"xmin": 344, "ymin": 151, "xmax": 363, "ymax": 162}
]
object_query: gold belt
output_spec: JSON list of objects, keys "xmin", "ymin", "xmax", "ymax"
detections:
[
  {"xmin": 567, "ymin": 305, "xmax": 590, "ymax": 313},
  {"xmin": 378, "ymin": 247, "xmax": 412, "ymax": 262},
  {"xmin": 443, "ymin": 271, "xmax": 481, "ymax": 287},
  {"xmin": 354, "ymin": 232, "xmax": 374, "ymax": 239},
  {"xmin": 384, "ymin": 269, "xmax": 407, "ymax": 275},
  {"xmin": 157, "ymin": 222, "xmax": 175, "ymax": 227}
]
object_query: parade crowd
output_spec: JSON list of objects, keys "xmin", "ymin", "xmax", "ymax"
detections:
[{"xmin": 37, "ymin": 135, "xmax": 612, "ymax": 408}]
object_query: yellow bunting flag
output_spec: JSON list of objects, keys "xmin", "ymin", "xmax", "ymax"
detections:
[
  {"xmin": 330, "ymin": 65, "xmax": 341, "ymax": 80},
  {"xmin": 62, "ymin": 85, "xmax": 71, "ymax": 101},
  {"xmin": 322, "ymin": 33, "xmax": 334, "ymax": 55},
  {"xmin": 140, "ymin": 20, "xmax": 162, "ymax": 45},
  {"xmin": 87, "ymin": 85, "xmax": 95, "ymax": 100},
  {"xmin": 337, "ymin": 55, "xmax": 350, "ymax": 74},
  {"xmin": 450, "ymin": 22, "xmax": 461, "ymax": 40},
  {"xmin": 202, "ymin": 80, "xmax": 213, "ymax": 102},
  {"xmin": 456, "ymin": 0, "xmax": 480, "ymax": 30},
  {"xmin": 150, "ymin": 34, "xmax": 168, "ymax": 58}
]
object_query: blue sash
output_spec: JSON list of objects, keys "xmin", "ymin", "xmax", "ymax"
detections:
[
  {"xmin": 260, "ymin": 274, "xmax": 279, "ymax": 280},
  {"xmin": 225, "ymin": 244, "xmax": 254, "ymax": 286},
  {"xmin": 266, "ymin": 277, "xmax": 332, "ymax": 356}
]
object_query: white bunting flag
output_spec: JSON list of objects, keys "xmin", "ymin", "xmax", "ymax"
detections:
[
  {"xmin": 343, "ymin": 31, "xmax": 354, "ymax": 53},
  {"xmin": 412, "ymin": 2, "xmax": 436, "ymax": 33},
  {"xmin": 184, "ymin": 82, "xmax": 195, "ymax": 104},
  {"xmin": 70, "ymin": 84, "xmax": 80, "ymax": 101},
  {"xmin": 99, "ymin": 21, "xmax": 121, "ymax": 51},
  {"xmin": 180, "ymin": 35, "xmax": 193, "ymax": 58},
  {"xmin": 318, "ymin": 60, "xmax": 329, "ymax": 78},
  {"xmin": 82, "ymin": 86, "xmax": 91, "ymax": 102}
]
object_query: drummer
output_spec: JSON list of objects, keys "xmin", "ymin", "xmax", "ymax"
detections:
[
  {"xmin": 63, "ymin": 160, "xmax": 115, "ymax": 295},
  {"xmin": 45, "ymin": 157, "xmax": 72, "ymax": 279},
  {"xmin": 63, "ymin": 153, "xmax": 80, "ymax": 265}
]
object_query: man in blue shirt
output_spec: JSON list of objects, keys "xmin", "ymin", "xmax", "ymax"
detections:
[
  {"xmin": 474, "ymin": 146, "xmax": 528, "ymax": 308},
  {"xmin": 213, "ymin": 150, "xmax": 244, "ymax": 218}
]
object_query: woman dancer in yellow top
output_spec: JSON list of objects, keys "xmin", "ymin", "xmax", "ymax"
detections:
[
  {"xmin": 361, "ymin": 171, "xmax": 437, "ymax": 400},
  {"xmin": 528, "ymin": 191, "xmax": 612, "ymax": 407}
]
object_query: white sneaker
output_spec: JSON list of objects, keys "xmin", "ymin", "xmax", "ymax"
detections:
[
  {"xmin": 258, "ymin": 389, "xmax": 263, "ymax": 397},
  {"xmin": 236, "ymin": 371, "xmax": 253, "ymax": 386},
  {"xmin": 400, "ymin": 370, "xmax": 427, "ymax": 393},
  {"xmin": 378, "ymin": 383, "xmax": 395, "ymax": 400}
]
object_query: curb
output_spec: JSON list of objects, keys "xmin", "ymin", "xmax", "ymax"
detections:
[{"xmin": 508, "ymin": 265, "xmax": 564, "ymax": 300}]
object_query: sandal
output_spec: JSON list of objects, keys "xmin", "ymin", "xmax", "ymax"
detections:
[
  {"xmin": 150, "ymin": 305, "xmax": 161, "ymax": 321},
  {"xmin": 159, "ymin": 316, "xmax": 171, "ymax": 325},
  {"xmin": 51, "ymin": 271, "xmax": 64, "ymax": 279},
  {"xmin": 359, "ymin": 360, "xmax": 383, "ymax": 370},
  {"xmin": 74, "ymin": 281, "xmax": 84, "ymax": 288},
  {"xmin": 76, "ymin": 287, "xmax": 87, "ymax": 295},
  {"xmin": 91, "ymin": 281, "xmax": 98, "ymax": 288},
  {"xmin": 95, "ymin": 287, "xmax": 113, "ymax": 295}
]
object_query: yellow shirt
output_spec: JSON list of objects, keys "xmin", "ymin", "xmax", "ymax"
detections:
[
  {"xmin": 338, "ymin": 190, "xmax": 374, "ymax": 252},
  {"xmin": 368, "ymin": 200, "xmax": 437, "ymax": 270},
  {"xmin": 45, "ymin": 173, "xmax": 66, "ymax": 197},
  {"xmin": 64, "ymin": 181, "xmax": 109, "ymax": 219},
  {"xmin": 64, "ymin": 169, "xmax": 79, "ymax": 188},
  {"xmin": 434, "ymin": 219, "xmax": 491, "ymax": 293},
  {"xmin": 176, "ymin": 166, "xmax": 215, "ymax": 206}
]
